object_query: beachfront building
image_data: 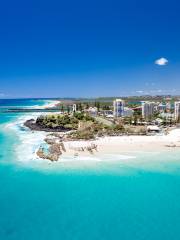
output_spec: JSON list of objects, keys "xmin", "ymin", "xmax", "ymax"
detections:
[
  {"xmin": 174, "ymin": 102, "xmax": 180, "ymax": 122},
  {"xmin": 141, "ymin": 101, "xmax": 155, "ymax": 119},
  {"xmin": 113, "ymin": 99, "xmax": 125, "ymax": 117}
]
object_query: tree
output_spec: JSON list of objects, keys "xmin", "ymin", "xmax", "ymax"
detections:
[
  {"xmin": 86, "ymin": 103, "xmax": 89, "ymax": 109},
  {"xmin": 102, "ymin": 105, "xmax": 110, "ymax": 110},
  {"xmin": 61, "ymin": 105, "xmax": 64, "ymax": 113},
  {"xmin": 96, "ymin": 102, "xmax": 100, "ymax": 112},
  {"xmin": 67, "ymin": 106, "xmax": 70, "ymax": 114},
  {"xmin": 79, "ymin": 103, "xmax": 83, "ymax": 111},
  {"xmin": 133, "ymin": 114, "xmax": 138, "ymax": 125}
]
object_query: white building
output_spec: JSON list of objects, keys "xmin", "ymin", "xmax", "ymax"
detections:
[
  {"xmin": 174, "ymin": 102, "xmax": 180, "ymax": 121},
  {"xmin": 72, "ymin": 104, "xmax": 77, "ymax": 112},
  {"xmin": 86, "ymin": 107, "xmax": 98, "ymax": 117},
  {"xmin": 142, "ymin": 101, "xmax": 155, "ymax": 119},
  {"xmin": 113, "ymin": 99, "xmax": 125, "ymax": 117}
]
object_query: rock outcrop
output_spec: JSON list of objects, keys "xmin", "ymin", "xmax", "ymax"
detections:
[
  {"xmin": 36, "ymin": 140, "xmax": 66, "ymax": 162},
  {"xmin": 24, "ymin": 119, "xmax": 71, "ymax": 132}
]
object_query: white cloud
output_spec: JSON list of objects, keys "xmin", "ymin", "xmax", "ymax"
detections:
[
  {"xmin": 155, "ymin": 57, "xmax": 168, "ymax": 66},
  {"xmin": 136, "ymin": 90, "xmax": 144, "ymax": 94},
  {"xmin": 134, "ymin": 89, "xmax": 177, "ymax": 95},
  {"xmin": 150, "ymin": 89, "xmax": 163, "ymax": 93}
]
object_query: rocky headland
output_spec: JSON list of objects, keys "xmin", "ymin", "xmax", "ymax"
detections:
[
  {"xmin": 24, "ymin": 112, "xmax": 148, "ymax": 162},
  {"xmin": 24, "ymin": 119, "xmax": 72, "ymax": 132}
]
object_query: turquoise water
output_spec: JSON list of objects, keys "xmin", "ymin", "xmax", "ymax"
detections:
[{"xmin": 0, "ymin": 100, "xmax": 180, "ymax": 240}]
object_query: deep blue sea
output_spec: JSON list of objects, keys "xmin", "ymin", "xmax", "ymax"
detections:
[{"xmin": 0, "ymin": 99, "xmax": 180, "ymax": 240}]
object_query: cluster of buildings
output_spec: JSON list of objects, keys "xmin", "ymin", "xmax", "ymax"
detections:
[
  {"xmin": 113, "ymin": 99, "xmax": 180, "ymax": 122},
  {"xmin": 113, "ymin": 99, "xmax": 156, "ymax": 119},
  {"xmin": 113, "ymin": 99, "xmax": 134, "ymax": 118},
  {"xmin": 71, "ymin": 98, "xmax": 180, "ymax": 124}
]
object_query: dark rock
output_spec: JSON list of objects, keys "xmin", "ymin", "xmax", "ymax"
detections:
[{"xmin": 24, "ymin": 119, "xmax": 71, "ymax": 132}]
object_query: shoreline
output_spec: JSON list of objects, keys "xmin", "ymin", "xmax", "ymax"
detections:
[
  {"xmin": 2, "ymin": 99, "xmax": 61, "ymax": 163},
  {"xmin": 24, "ymin": 102, "xmax": 180, "ymax": 162},
  {"xmin": 5, "ymin": 99, "xmax": 180, "ymax": 164},
  {"xmin": 33, "ymin": 128, "xmax": 180, "ymax": 162},
  {"xmin": 61, "ymin": 130, "xmax": 180, "ymax": 159},
  {"xmin": 41, "ymin": 100, "xmax": 60, "ymax": 109}
]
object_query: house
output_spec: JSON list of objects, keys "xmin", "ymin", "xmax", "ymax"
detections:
[
  {"xmin": 147, "ymin": 125, "xmax": 160, "ymax": 133},
  {"xmin": 86, "ymin": 107, "xmax": 98, "ymax": 117}
]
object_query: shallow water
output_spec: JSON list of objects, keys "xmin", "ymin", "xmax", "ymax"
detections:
[{"xmin": 0, "ymin": 99, "xmax": 180, "ymax": 240}]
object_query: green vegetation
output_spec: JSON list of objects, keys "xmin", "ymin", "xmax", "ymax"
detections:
[
  {"xmin": 35, "ymin": 112, "xmax": 95, "ymax": 131},
  {"xmin": 68, "ymin": 121, "xmax": 146, "ymax": 140},
  {"xmin": 30, "ymin": 109, "xmax": 148, "ymax": 138},
  {"xmin": 73, "ymin": 112, "xmax": 95, "ymax": 122},
  {"xmin": 36, "ymin": 114, "xmax": 78, "ymax": 130}
]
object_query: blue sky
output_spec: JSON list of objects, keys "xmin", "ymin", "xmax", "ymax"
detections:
[{"xmin": 0, "ymin": 0, "xmax": 180, "ymax": 98}]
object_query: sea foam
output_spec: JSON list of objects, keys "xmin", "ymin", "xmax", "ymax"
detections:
[{"xmin": 3, "ymin": 112, "xmax": 46, "ymax": 163}]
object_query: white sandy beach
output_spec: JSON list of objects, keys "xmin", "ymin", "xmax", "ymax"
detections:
[
  {"xmin": 36, "ymin": 100, "xmax": 60, "ymax": 109},
  {"xmin": 61, "ymin": 129, "xmax": 180, "ymax": 159}
]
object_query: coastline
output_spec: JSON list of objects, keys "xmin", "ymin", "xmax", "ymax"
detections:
[
  {"xmin": 61, "ymin": 129, "xmax": 180, "ymax": 159},
  {"xmin": 33, "ymin": 127, "xmax": 180, "ymax": 163},
  {"xmin": 4, "ymin": 99, "xmax": 180, "ymax": 165},
  {"xmin": 40, "ymin": 100, "xmax": 60, "ymax": 109},
  {"xmin": 2, "ymin": 99, "xmax": 60, "ymax": 163}
]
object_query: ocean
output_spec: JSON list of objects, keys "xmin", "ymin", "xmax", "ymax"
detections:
[{"xmin": 0, "ymin": 99, "xmax": 180, "ymax": 240}]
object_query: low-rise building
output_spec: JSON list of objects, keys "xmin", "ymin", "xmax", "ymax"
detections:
[
  {"xmin": 147, "ymin": 125, "xmax": 160, "ymax": 133},
  {"xmin": 86, "ymin": 107, "xmax": 98, "ymax": 117}
]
